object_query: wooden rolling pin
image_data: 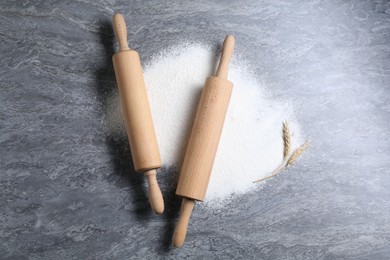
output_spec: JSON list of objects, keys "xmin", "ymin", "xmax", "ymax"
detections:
[
  {"xmin": 112, "ymin": 13, "xmax": 164, "ymax": 214},
  {"xmin": 173, "ymin": 35, "xmax": 235, "ymax": 247}
]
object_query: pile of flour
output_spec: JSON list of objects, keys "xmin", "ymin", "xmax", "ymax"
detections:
[{"xmin": 106, "ymin": 43, "xmax": 304, "ymax": 207}]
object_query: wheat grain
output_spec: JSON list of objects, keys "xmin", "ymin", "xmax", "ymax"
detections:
[
  {"xmin": 282, "ymin": 121, "xmax": 291, "ymax": 159},
  {"xmin": 286, "ymin": 141, "xmax": 309, "ymax": 166}
]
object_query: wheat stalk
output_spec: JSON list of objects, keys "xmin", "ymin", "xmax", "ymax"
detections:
[
  {"xmin": 253, "ymin": 165, "xmax": 284, "ymax": 183},
  {"xmin": 253, "ymin": 122, "xmax": 309, "ymax": 183},
  {"xmin": 286, "ymin": 141, "xmax": 310, "ymax": 166},
  {"xmin": 282, "ymin": 121, "xmax": 291, "ymax": 159}
]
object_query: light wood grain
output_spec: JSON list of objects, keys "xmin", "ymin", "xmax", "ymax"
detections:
[
  {"xmin": 176, "ymin": 76, "xmax": 233, "ymax": 201},
  {"xmin": 215, "ymin": 35, "xmax": 235, "ymax": 79},
  {"xmin": 174, "ymin": 35, "xmax": 235, "ymax": 247},
  {"xmin": 112, "ymin": 51, "xmax": 162, "ymax": 172},
  {"xmin": 112, "ymin": 13, "xmax": 164, "ymax": 214},
  {"xmin": 173, "ymin": 198, "xmax": 195, "ymax": 248},
  {"xmin": 113, "ymin": 13, "xmax": 130, "ymax": 51},
  {"xmin": 144, "ymin": 169, "xmax": 164, "ymax": 214}
]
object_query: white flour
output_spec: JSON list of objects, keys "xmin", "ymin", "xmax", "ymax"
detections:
[{"xmin": 107, "ymin": 43, "xmax": 303, "ymax": 207}]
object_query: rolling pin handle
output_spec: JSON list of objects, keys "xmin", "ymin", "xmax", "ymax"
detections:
[
  {"xmin": 173, "ymin": 198, "xmax": 195, "ymax": 248},
  {"xmin": 215, "ymin": 35, "xmax": 235, "ymax": 79},
  {"xmin": 113, "ymin": 13, "xmax": 130, "ymax": 51},
  {"xmin": 144, "ymin": 169, "xmax": 164, "ymax": 214}
]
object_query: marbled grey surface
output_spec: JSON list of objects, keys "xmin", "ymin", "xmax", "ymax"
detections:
[{"xmin": 1, "ymin": 0, "xmax": 390, "ymax": 259}]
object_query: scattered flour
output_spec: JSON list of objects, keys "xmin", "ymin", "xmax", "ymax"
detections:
[{"xmin": 106, "ymin": 43, "xmax": 304, "ymax": 207}]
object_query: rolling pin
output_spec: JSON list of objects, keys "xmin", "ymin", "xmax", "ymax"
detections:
[
  {"xmin": 173, "ymin": 35, "xmax": 235, "ymax": 247},
  {"xmin": 112, "ymin": 13, "xmax": 164, "ymax": 214}
]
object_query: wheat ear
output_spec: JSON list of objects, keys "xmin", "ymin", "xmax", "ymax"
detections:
[
  {"xmin": 282, "ymin": 121, "xmax": 291, "ymax": 159},
  {"xmin": 286, "ymin": 141, "xmax": 310, "ymax": 166}
]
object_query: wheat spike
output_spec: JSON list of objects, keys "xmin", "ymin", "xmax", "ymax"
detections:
[
  {"xmin": 282, "ymin": 121, "xmax": 291, "ymax": 159},
  {"xmin": 286, "ymin": 141, "xmax": 309, "ymax": 166}
]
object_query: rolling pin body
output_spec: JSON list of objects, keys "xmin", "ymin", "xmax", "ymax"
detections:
[
  {"xmin": 176, "ymin": 76, "xmax": 233, "ymax": 201},
  {"xmin": 112, "ymin": 51, "xmax": 161, "ymax": 172},
  {"xmin": 112, "ymin": 13, "xmax": 163, "ymax": 214}
]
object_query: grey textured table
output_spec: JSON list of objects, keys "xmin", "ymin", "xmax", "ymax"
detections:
[{"xmin": 1, "ymin": 1, "xmax": 390, "ymax": 259}]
